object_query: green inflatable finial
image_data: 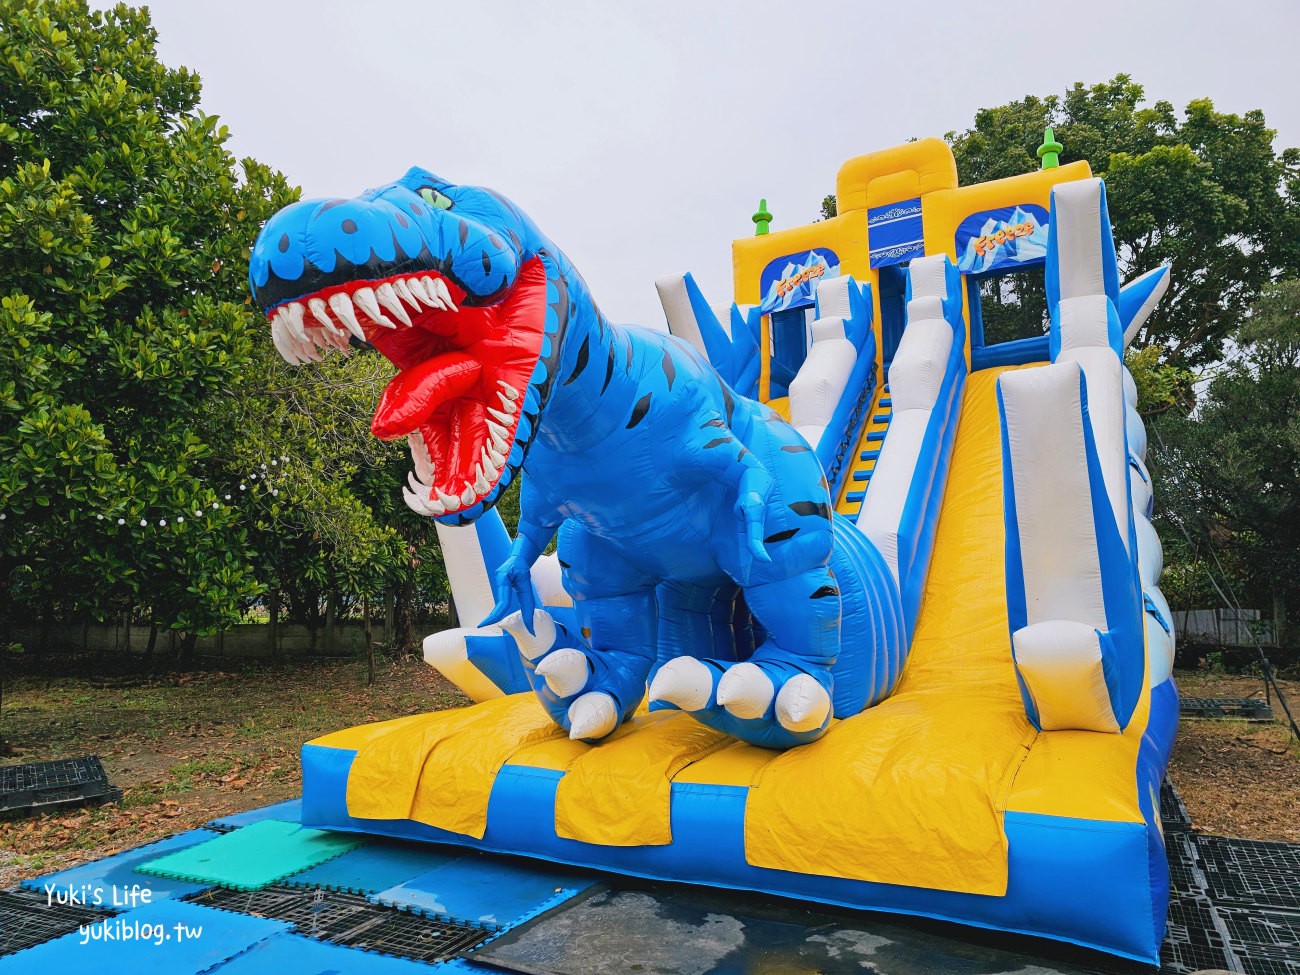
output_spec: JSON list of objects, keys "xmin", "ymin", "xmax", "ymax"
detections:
[
  {"xmin": 752, "ymin": 198, "xmax": 773, "ymax": 236},
  {"xmin": 1037, "ymin": 127, "xmax": 1063, "ymax": 170}
]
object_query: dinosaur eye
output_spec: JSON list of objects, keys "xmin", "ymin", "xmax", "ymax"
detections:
[{"xmin": 419, "ymin": 187, "xmax": 453, "ymax": 210}]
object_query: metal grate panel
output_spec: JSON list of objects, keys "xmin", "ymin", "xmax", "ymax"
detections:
[
  {"xmin": 333, "ymin": 906, "xmax": 491, "ymax": 961},
  {"xmin": 0, "ymin": 887, "xmax": 112, "ymax": 957},
  {"xmin": 1195, "ymin": 835, "xmax": 1300, "ymax": 912},
  {"xmin": 0, "ymin": 757, "xmax": 121, "ymax": 818},
  {"xmin": 1215, "ymin": 905, "xmax": 1300, "ymax": 959},
  {"xmin": 1160, "ymin": 778, "xmax": 1192, "ymax": 832},
  {"xmin": 1159, "ymin": 890, "xmax": 1234, "ymax": 974},
  {"xmin": 185, "ymin": 884, "xmax": 489, "ymax": 962},
  {"xmin": 1180, "ymin": 697, "xmax": 1275, "ymax": 720},
  {"xmin": 1166, "ymin": 831, "xmax": 1207, "ymax": 898}
]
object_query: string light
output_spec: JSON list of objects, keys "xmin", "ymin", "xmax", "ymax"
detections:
[{"xmin": 0, "ymin": 459, "xmax": 294, "ymax": 531}]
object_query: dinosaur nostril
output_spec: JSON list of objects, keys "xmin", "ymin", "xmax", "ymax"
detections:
[
  {"xmin": 341, "ymin": 219, "xmax": 358, "ymax": 234},
  {"xmin": 277, "ymin": 233, "xmax": 290, "ymax": 253}
]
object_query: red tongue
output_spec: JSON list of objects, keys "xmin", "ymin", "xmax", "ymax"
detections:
[{"xmin": 372, "ymin": 351, "xmax": 482, "ymax": 440}]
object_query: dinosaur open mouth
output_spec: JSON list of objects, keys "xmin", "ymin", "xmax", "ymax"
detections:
[{"xmin": 266, "ymin": 256, "xmax": 548, "ymax": 516}]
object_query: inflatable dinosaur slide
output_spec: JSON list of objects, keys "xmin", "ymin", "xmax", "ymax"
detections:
[{"xmin": 248, "ymin": 138, "xmax": 1178, "ymax": 963}]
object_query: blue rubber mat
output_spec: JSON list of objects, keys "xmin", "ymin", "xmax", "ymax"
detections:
[
  {"xmin": 0, "ymin": 899, "xmax": 288, "ymax": 973},
  {"xmin": 369, "ymin": 852, "xmax": 596, "ymax": 930},
  {"xmin": 206, "ymin": 798, "xmax": 303, "ymax": 832},
  {"xmin": 22, "ymin": 829, "xmax": 219, "ymax": 905},
  {"xmin": 139, "ymin": 819, "xmax": 364, "ymax": 891},
  {"xmin": 283, "ymin": 839, "xmax": 460, "ymax": 895},
  {"xmin": 207, "ymin": 930, "xmax": 448, "ymax": 974}
]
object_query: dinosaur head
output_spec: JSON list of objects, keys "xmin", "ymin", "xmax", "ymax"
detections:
[{"xmin": 249, "ymin": 168, "xmax": 559, "ymax": 523}]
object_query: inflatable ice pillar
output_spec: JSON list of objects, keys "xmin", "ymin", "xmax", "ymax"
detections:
[
  {"xmin": 997, "ymin": 178, "xmax": 1161, "ymax": 732},
  {"xmin": 423, "ymin": 509, "xmax": 574, "ymax": 700},
  {"xmin": 655, "ymin": 272, "xmax": 761, "ymax": 395}
]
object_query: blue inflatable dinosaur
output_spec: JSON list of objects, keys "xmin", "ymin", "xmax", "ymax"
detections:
[{"xmin": 250, "ymin": 169, "xmax": 904, "ymax": 749}]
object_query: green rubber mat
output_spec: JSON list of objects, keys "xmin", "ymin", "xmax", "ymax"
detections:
[{"xmin": 138, "ymin": 819, "xmax": 364, "ymax": 891}]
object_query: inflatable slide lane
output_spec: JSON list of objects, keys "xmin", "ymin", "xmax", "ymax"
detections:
[{"xmin": 247, "ymin": 138, "xmax": 1177, "ymax": 964}]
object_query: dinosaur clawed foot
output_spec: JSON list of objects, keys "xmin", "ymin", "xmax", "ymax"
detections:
[
  {"xmin": 533, "ymin": 647, "xmax": 620, "ymax": 739},
  {"xmin": 650, "ymin": 655, "xmax": 833, "ymax": 747},
  {"xmin": 498, "ymin": 611, "xmax": 643, "ymax": 743},
  {"xmin": 647, "ymin": 656, "xmax": 715, "ymax": 712},
  {"xmin": 566, "ymin": 691, "xmax": 619, "ymax": 740}
]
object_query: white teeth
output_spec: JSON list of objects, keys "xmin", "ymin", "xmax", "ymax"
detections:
[
  {"xmin": 320, "ymin": 323, "xmax": 349, "ymax": 351},
  {"xmin": 392, "ymin": 277, "xmax": 421, "ymax": 311},
  {"xmin": 375, "ymin": 282, "xmax": 412, "ymax": 325},
  {"xmin": 407, "ymin": 470, "xmax": 431, "ymax": 496},
  {"xmin": 430, "ymin": 277, "xmax": 458, "ymax": 312},
  {"xmin": 487, "ymin": 406, "xmax": 513, "ymax": 425},
  {"xmin": 437, "ymin": 488, "xmax": 460, "ymax": 512},
  {"xmin": 285, "ymin": 302, "xmax": 309, "ymax": 343},
  {"xmin": 486, "ymin": 444, "xmax": 506, "ymax": 468},
  {"xmin": 408, "ymin": 432, "xmax": 435, "ymax": 483},
  {"xmin": 281, "ymin": 317, "xmax": 320, "ymax": 362},
  {"xmin": 401, "ymin": 486, "xmax": 426, "ymax": 515},
  {"xmin": 409, "ymin": 277, "xmax": 442, "ymax": 310},
  {"xmin": 497, "ymin": 391, "xmax": 518, "ymax": 415},
  {"xmin": 353, "ymin": 287, "xmax": 396, "ymax": 328},
  {"xmin": 472, "ymin": 464, "xmax": 490, "ymax": 494},
  {"xmin": 459, "ymin": 484, "xmax": 476, "ymax": 507},
  {"xmin": 497, "ymin": 380, "xmax": 519, "ymax": 401},
  {"xmin": 480, "ymin": 448, "xmax": 499, "ymax": 481},
  {"xmin": 402, "ymin": 485, "xmax": 433, "ymax": 516},
  {"xmin": 487, "ymin": 419, "xmax": 509, "ymax": 439},
  {"xmin": 269, "ymin": 318, "xmax": 299, "ymax": 365},
  {"xmin": 329, "ymin": 329, "xmax": 352, "ymax": 355},
  {"xmin": 295, "ymin": 336, "xmax": 323, "ymax": 363},
  {"xmin": 402, "ymin": 484, "xmax": 446, "ymax": 518},
  {"xmin": 328, "ymin": 292, "xmax": 367, "ymax": 341},
  {"xmin": 308, "ymin": 298, "xmax": 341, "ymax": 337}
]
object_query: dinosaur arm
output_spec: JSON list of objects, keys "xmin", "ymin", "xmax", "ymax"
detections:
[
  {"xmin": 674, "ymin": 409, "xmax": 775, "ymax": 571},
  {"xmin": 513, "ymin": 476, "xmax": 564, "ymax": 565},
  {"xmin": 482, "ymin": 477, "xmax": 563, "ymax": 632}
]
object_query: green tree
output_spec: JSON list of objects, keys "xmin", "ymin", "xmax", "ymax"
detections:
[
  {"xmin": 202, "ymin": 350, "xmax": 453, "ymax": 657},
  {"xmin": 946, "ymin": 75, "xmax": 1300, "ymax": 367},
  {"xmin": 0, "ymin": 1, "xmax": 296, "ymax": 656},
  {"xmin": 1151, "ymin": 279, "xmax": 1300, "ymax": 645}
]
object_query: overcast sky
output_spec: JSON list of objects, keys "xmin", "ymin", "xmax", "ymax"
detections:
[{"xmin": 134, "ymin": 0, "xmax": 1298, "ymax": 327}]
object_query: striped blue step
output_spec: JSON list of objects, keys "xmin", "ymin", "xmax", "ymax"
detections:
[
  {"xmin": 866, "ymin": 430, "xmax": 886, "ymax": 442},
  {"xmin": 879, "ymin": 398, "xmax": 892, "ymax": 408},
  {"xmin": 852, "ymin": 470, "xmax": 873, "ymax": 482},
  {"xmin": 845, "ymin": 490, "xmax": 865, "ymax": 504},
  {"xmin": 859, "ymin": 448, "xmax": 880, "ymax": 462}
]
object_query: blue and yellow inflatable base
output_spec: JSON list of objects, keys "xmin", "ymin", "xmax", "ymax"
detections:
[
  {"xmin": 300, "ymin": 679, "xmax": 1176, "ymax": 963},
  {"xmin": 299, "ymin": 367, "xmax": 1178, "ymax": 964}
]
